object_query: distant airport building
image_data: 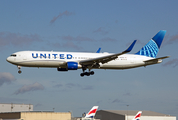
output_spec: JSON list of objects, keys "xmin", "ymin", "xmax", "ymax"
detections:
[
  {"xmin": 72, "ymin": 117, "xmax": 99, "ymax": 120},
  {"xmin": 95, "ymin": 110, "xmax": 176, "ymax": 120},
  {"xmin": 0, "ymin": 111, "xmax": 71, "ymax": 120},
  {"xmin": 0, "ymin": 103, "xmax": 33, "ymax": 112}
]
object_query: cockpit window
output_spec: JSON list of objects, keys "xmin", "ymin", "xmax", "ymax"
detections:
[{"xmin": 10, "ymin": 54, "xmax": 17, "ymax": 57}]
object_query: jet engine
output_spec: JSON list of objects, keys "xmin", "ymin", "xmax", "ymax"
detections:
[{"xmin": 57, "ymin": 62, "xmax": 79, "ymax": 71}]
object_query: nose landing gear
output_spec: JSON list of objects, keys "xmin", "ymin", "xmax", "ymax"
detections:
[
  {"xmin": 18, "ymin": 70, "xmax": 22, "ymax": 74},
  {"xmin": 17, "ymin": 66, "xmax": 22, "ymax": 74}
]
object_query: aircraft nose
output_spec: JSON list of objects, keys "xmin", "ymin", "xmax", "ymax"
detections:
[
  {"xmin": 6, "ymin": 57, "xmax": 10, "ymax": 62},
  {"xmin": 6, "ymin": 56, "xmax": 13, "ymax": 63}
]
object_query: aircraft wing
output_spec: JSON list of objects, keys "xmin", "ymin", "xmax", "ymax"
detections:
[{"xmin": 80, "ymin": 40, "xmax": 137, "ymax": 66}]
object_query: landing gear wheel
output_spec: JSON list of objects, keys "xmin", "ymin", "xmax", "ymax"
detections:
[
  {"xmin": 86, "ymin": 72, "xmax": 90, "ymax": 76},
  {"xmin": 18, "ymin": 70, "xmax": 22, "ymax": 74},
  {"xmin": 80, "ymin": 73, "xmax": 84, "ymax": 77},
  {"xmin": 90, "ymin": 71, "xmax": 94, "ymax": 75},
  {"xmin": 80, "ymin": 71, "xmax": 95, "ymax": 77}
]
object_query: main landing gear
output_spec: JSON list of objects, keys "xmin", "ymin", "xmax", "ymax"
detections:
[
  {"xmin": 80, "ymin": 67, "xmax": 94, "ymax": 77},
  {"xmin": 17, "ymin": 66, "xmax": 22, "ymax": 74},
  {"xmin": 80, "ymin": 71, "xmax": 94, "ymax": 77}
]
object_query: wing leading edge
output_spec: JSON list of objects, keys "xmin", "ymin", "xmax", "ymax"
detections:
[{"xmin": 80, "ymin": 40, "xmax": 137, "ymax": 66}]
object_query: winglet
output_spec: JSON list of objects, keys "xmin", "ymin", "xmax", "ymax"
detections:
[
  {"xmin": 96, "ymin": 48, "xmax": 101, "ymax": 53},
  {"xmin": 123, "ymin": 40, "xmax": 137, "ymax": 53}
]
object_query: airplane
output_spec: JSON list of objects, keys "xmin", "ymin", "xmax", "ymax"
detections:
[
  {"xmin": 82, "ymin": 106, "xmax": 99, "ymax": 119},
  {"xmin": 132, "ymin": 111, "xmax": 142, "ymax": 120},
  {"xmin": 6, "ymin": 30, "xmax": 169, "ymax": 77}
]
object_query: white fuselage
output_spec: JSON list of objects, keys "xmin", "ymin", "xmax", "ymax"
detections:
[{"xmin": 6, "ymin": 51, "xmax": 160, "ymax": 70}]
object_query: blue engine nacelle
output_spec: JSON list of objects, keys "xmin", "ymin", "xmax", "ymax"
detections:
[
  {"xmin": 57, "ymin": 62, "xmax": 78, "ymax": 71},
  {"xmin": 67, "ymin": 62, "xmax": 78, "ymax": 70}
]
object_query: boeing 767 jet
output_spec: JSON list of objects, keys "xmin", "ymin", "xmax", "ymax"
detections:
[{"xmin": 6, "ymin": 30, "xmax": 169, "ymax": 77}]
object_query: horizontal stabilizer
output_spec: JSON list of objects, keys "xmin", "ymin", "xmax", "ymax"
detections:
[
  {"xmin": 144, "ymin": 56, "xmax": 170, "ymax": 65},
  {"xmin": 144, "ymin": 56, "xmax": 170, "ymax": 62}
]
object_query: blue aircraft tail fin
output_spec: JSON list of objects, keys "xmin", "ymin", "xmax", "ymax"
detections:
[{"xmin": 135, "ymin": 30, "xmax": 166, "ymax": 58}]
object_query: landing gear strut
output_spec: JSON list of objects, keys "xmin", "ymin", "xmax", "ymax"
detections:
[{"xmin": 17, "ymin": 66, "xmax": 22, "ymax": 74}]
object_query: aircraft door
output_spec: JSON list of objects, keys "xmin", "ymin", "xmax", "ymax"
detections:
[
  {"xmin": 23, "ymin": 54, "xmax": 27, "ymax": 60},
  {"xmin": 130, "ymin": 57, "xmax": 135, "ymax": 63}
]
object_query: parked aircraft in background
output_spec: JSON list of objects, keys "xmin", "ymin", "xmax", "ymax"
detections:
[
  {"xmin": 132, "ymin": 111, "xmax": 142, "ymax": 120},
  {"xmin": 6, "ymin": 30, "xmax": 169, "ymax": 77},
  {"xmin": 83, "ymin": 106, "xmax": 99, "ymax": 119}
]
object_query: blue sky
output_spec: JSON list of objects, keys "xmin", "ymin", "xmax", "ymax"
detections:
[{"xmin": 0, "ymin": 0, "xmax": 178, "ymax": 118}]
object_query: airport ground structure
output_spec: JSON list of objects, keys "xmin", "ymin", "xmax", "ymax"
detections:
[
  {"xmin": 0, "ymin": 111, "xmax": 71, "ymax": 120},
  {"xmin": 0, "ymin": 104, "xmax": 176, "ymax": 120},
  {"xmin": 95, "ymin": 110, "xmax": 176, "ymax": 120},
  {"xmin": 0, "ymin": 103, "xmax": 33, "ymax": 112}
]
